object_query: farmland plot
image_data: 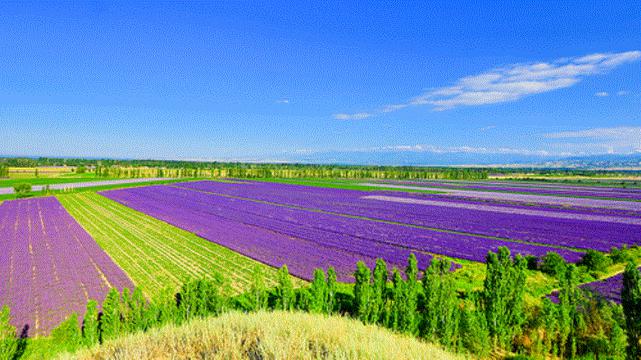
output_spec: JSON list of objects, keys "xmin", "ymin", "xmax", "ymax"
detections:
[
  {"xmin": 376, "ymin": 180, "xmax": 641, "ymax": 201},
  {"xmin": 101, "ymin": 185, "xmax": 583, "ymax": 268},
  {"xmin": 99, "ymin": 187, "xmax": 416, "ymax": 282},
  {"xmin": 58, "ymin": 193, "xmax": 285, "ymax": 297},
  {"xmin": 0, "ymin": 197, "xmax": 133, "ymax": 336},
  {"xmin": 172, "ymin": 181, "xmax": 641, "ymax": 251}
]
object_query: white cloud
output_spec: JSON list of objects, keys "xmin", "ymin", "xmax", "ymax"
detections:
[
  {"xmin": 334, "ymin": 50, "xmax": 641, "ymax": 118},
  {"xmin": 480, "ymin": 125, "xmax": 496, "ymax": 131},
  {"xmin": 545, "ymin": 126, "xmax": 641, "ymax": 140},
  {"xmin": 545, "ymin": 126, "xmax": 641, "ymax": 155},
  {"xmin": 595, "ymin": 91, "xmax": 609, "ymax": 97},
  {"xmin": 617, "ymin": 90, "xmax": 629, "ymax": 96},
  {"xmin": 276, "ymin": 98, "xmax": 290, "ymax": 104},
  {"xmin": 355, "ymin": 144, "xmax": 557, "ymax": 156},
  {"xmin": 333, "ymin": 112, "xmax": 373, "ymax": 120}
]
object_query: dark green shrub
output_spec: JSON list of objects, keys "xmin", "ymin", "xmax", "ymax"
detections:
[
  {"xmin": 579, "ymin": 250, "xmax": 611, "ymax": 273},
  {"xmin": 610, "ymin": 246, "xmax": 634, "ymax": 264},
  {"xmin": 540, "ymin": 252, "xmax": 566, "ymax": 277},
  {"xmin": 13, "ymin": 183, "xmax": 32, "ymax": 198}
]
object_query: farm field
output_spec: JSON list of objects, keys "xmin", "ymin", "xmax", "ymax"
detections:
[
  {"xmin": 170, "ymin": 180, "xmax": 641, "ymax": 252},
  {"xmin": 0, "ymin": 197, "xmax": 133, "ymax": 336},
  {"xmin": 368, "ymin": 179, "xmax": 641, "ymax": 201},
  {"xmin": 57, "ymin": 193, "xmax": 283, "ymax": 297},
  {"xmin": 100, "ymin": 186, "xmax": 433, "ymax": 282},
  {"xmin": 101, "ymin": 185, "xmax": 590, "ymax": 282}
]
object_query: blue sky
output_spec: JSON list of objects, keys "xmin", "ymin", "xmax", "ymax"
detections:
[{"xmin": 1, "ymin": 1, "xmax": 640, "ymax": 164}]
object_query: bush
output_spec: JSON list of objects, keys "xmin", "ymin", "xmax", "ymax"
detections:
[
  {"xmin": 13, "ymin": 183, "xmax": 32, "ymax": 198},
  {"xmin": 579, "ymin": 250, "xmax": 611, "ymax": 273},
  {"xmin": 540, "ymin": 252, "xmax": 566, "ymax": 277},
  {"xmin": 610, "ymin": 246, "xmax": 634, "ymax": 264},
  {"xmin": 525, "ymin": 255, "xmax": 539, "ymax": 270}
]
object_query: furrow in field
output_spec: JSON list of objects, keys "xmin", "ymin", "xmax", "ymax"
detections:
[
  {"xmin": 0, "ymin": 197, "xmax": 133, "ymax": 336},
  {"xmin": 78, "ymin": 193, "xmax": 263, "ymax": 288},
  {"xmin": 90, "ymin": 194, "xmax": 260, "ymax": 282},
  {"xmin": 58, "ymin": 193, "xmax": 283, "ymax": 296}
]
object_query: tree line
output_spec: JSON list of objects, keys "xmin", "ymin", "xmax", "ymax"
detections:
[
  {"xmin": 0, "ymin": 248, "xmax": 640, "ymax": 359},
  {"xmin": 1, "ymin": 157, "xmax": 492, "ymax": 180}
]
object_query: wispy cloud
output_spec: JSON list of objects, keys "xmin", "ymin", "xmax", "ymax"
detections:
[
  {"xmin": 291, "ymin": 144, "xmax": 561, "ymax": 157},
  {"xmin": 617, "ymin": 90, "xmax": 629, "ymax": 96},
  {"xmin": 480, "ymin": 125, "xmax": 496, "ymax": 131},
  {"xmin": 276, "ymin": 98, "xmax": 290, "ymax": 104},
  {"xmin": 545, "ymin": 126, "xmax": 641, "ymax": 154},
  {"xmin": 545, "ymin": 126, "xmax": 641, "ymax": 140},
  {"xmin": 595, "ymin": 91, "xmax": 609, "ymax": 97},
  {"xmin": 333, "ymin": 112, "xmax": 373, "ymax": 120},
  {"xmin": 334, "ymin": 50, "xmax": 641, "ymax": 118}
]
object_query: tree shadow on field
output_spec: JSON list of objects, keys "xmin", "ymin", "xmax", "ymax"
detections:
[{"xmin": 12, "ymin": 324, "xmax": 29, "ymax": 360}]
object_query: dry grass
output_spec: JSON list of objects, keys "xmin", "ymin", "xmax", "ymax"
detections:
[{"xmin": 60, "ymin": 311, "xmax": 462, "ymax": 360}]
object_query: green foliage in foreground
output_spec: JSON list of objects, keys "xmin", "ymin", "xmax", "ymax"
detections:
[{"xmin": 2, "ymin": 248, "xmax": 639, "ymax": 359}]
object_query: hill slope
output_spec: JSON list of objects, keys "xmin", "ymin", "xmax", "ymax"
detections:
[{"xmin": 60, "ymin": 311, "xmax": 460, "ymax": 360}]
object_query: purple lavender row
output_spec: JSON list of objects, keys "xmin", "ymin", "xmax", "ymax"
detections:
[
  {"xmin": 375, "ymin": 180, "xmax": 641, "ymax": 201},
  {"xmin": 0, "ymin": 197, "xmax": 133, "ymax": 336},
  {"xmin": 385, "ymin": 179, "xmax": 641, "ymax": 194},
  {"xmin": 172, "ymin": 181, "xmax": 641, "ymax": 252},
  {"xmin": 385, "ymin": 191, "xmax": 641, "ymax": 219},
  {"xmin": 102, "ymin": 185, "xmax": 583, "ymax": 264},
  {"xmin": 99, "ymin": 188, "xmax": 408, "ymax": 282}
]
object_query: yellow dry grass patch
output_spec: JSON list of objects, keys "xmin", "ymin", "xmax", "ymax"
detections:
[{"xmin": 61, "ymin": 311, "xmax": 461, "ymax": 360}]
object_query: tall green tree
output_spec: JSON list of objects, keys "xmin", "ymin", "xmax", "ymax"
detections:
[
  {"xmin": 481, "ymin": 247, "xmax": 527, "ymax": 350},
  {"xmin": 249, "ymin": 267, "xmax": 268, "ymax": 311},
  {"xmin": 622, "ymin": 263, "xmax": 641, "ymax": 360},
  {"xmin": 388, "ymin": 269, "xmax": 405, "ymax": 331},
  {"xmin": 82, "ymin": 300, "xmax": 99, "ymax": 346},
  {"xmin": 325, "ymin": 267, "xmax": 337, "ymax": 314},
  {"xmin": 100, "ymin": 288, "xmax": 122, "ymax": 342},
  {"xmin": 421, "ymin": 258, "xmax": 460, "ymax": 346},
  {"xmin": 309, "ymin": 268, "xmax": 327, "ymax": 313},
  {"xmin": 401, "ymin": 254, "xmax": 420, "ymax": 335},
  {"xmin": 353, "ymin": 261, "xmax": 372, "ymax": 323},
  {"xmin": 369, "ymin": 259, "xmax": 388, "ymax": 324},
  {"xmin": 275, "ymin": 265, "xmax": 294, "ymax": 311},
  {"xmin": 557, "ymin": 264, "xmax": 584, "ymax": 358}
]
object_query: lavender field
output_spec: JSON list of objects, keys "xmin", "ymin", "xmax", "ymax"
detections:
[
  {"xmin": 0, "ymin": 197, "xmax": 133, "ymax": 336},
  {"xmin": 171, "ymin": 181, "xmax": 641, "ymax": 252},
  {"xmin": 375, "ymin": 179, "xmax": 641, "ymax": 201},
  {"xmin": 101, "ymin": 184, "xmax": 584, "ymax": 282}
]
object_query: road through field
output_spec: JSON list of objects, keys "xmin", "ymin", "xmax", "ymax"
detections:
[{"xmin": 0, "ymin": 177, "xmax": 173, "ymax": 195}]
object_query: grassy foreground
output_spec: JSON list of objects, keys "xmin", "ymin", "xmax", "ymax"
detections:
[{"xmin": 59, "ymin": 311, "xmax": 459, "ymax": 360}]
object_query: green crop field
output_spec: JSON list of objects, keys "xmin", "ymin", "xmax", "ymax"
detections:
[{"xmin": 57, "ymin": 192, "xmax": 283, "ymax": 298}]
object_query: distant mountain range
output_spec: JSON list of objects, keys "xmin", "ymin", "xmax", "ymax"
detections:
[{"xmin": 287, "ymin": 151, "xmax": 641, "ymax": 169}]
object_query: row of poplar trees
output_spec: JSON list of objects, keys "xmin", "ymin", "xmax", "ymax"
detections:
[{"xmin": 1, "ymin": 248, "xmax": 640, "ymax": 359}]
